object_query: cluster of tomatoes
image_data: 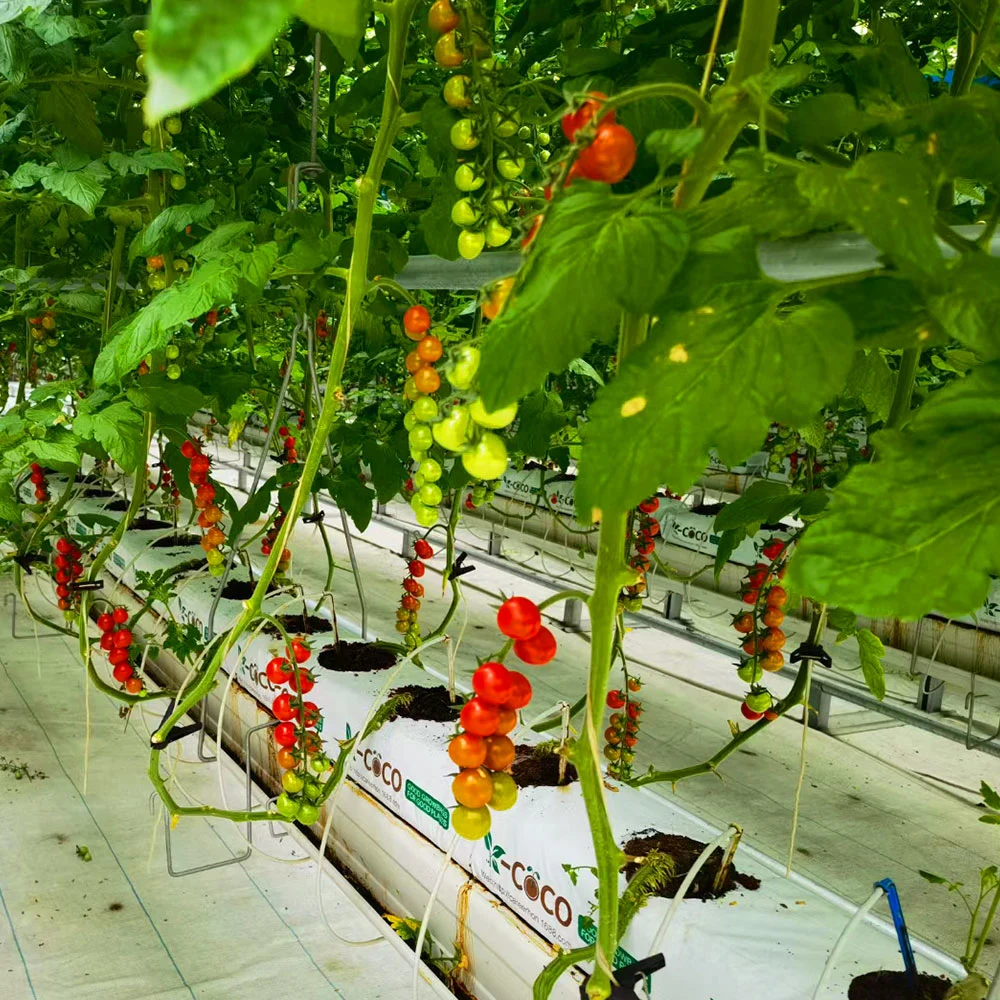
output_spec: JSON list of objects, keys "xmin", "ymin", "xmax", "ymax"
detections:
[
  {"xmin": 148, "ymin": 462, "xmax": 181, "ymax": 509},
  {"xmin": 434, "ymin": 0, "xmax": 528, "ymax": 259},
  {"xmin": 316, "ymin": 310, "xmax": 330, "ymax": 340},
  {"xmin": 268, "ymin": 638, "xmax": 329, "ymax": 825},
  {"xmin": 278, "ymin": 424, "xmax": 299, "ymax": 464},
  {"xmin": 145, "ymin": 253, "xmax": 190, "ymax": 293},
  {"xmin": 463, "ymin": 478, "xmax": 499, "ymax": 510},
  {"xmin": 97, "ymin": 606, "xmax": 144, "ymax": 694},
  {"xmin": 53, "ymin": 535, "xmax": 84, "ymax": 617},
  {"xmin": 181, "ymin": 439, "xmax": 227, "ymax": 576},
  {"xmin": 27, "ymin": 304, "xmax": 59, "ymax": 356},
  {"xmin": 604, "ymin": 678, "xmax": 643, "ymax": 780},
  {"xmin": 448, "ymin": 596, "xmax": 550, "ymax": 840},
  {"xmin": 733, "ymin": 538, "xmax": 789, "ymax": 721},
  {"xmin": 395, "ymin": 537, "xmax": 433, "ymax": 649},
  {"xmin": 621, "ymin": 496, "xmax": 660, "ymax": 613},
  {"xmin": 29, "ymin": 462, "xmax": 49, "ymax": 504}
]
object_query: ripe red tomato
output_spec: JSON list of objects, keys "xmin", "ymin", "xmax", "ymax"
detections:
[
  {"xmin": 413, "ymin": 365, "xmax": 441, "ymax": 394},
  {"xmin": 291, "ymin": 669, "xmax": 315, "ymax": 694},
  {"xmin": 288, "ymin": 639, "xmax": 311, "ymax": 664},
  {"xmin": 496, "ymin": 596, "xmax": 541, "ymax": 640},
  {"xmin": 742, "ymin": 589, "xmax": 759, "ymax": 605},
  {"xmin": 403, "ymin": 305, "xmax": 431, "ymax": 338},
  {"xmin": 449, "ymin": 733, "xmax": 487, "ymax": 769},
  {"xmin": 125, "ymin": 677, "xmax": 143, "ymax": 695},
  {"xmin": 403, "ymin": 577, "xmax": 424, "ymax": 597},
  {"xmin": 97, "ymin": 613, "xmax": 114, "ymax": 633},
  {"xmin": 112, "ymin": 662, "xmax": 134, "ymax": 683},
  {"xmin": 274, "ymin": 722, "xmax": 298, "ymax": 747},
  {"xmin": 741, "ymin": 703, "xmax": 763, "ymax": 721},
  {"xmin": 108, "ymin": 647, "xmax": 130, "ymax": 666},
  {"xmin": 56, "ymin": 585, "xmax": 70, "ymax": 599},
  {"xmin": 627, "ymin": 701, "xmax": 642, "ymax": 720},
  {"xmin": 606, "ymin": 690, "xmax": 625, "ymax": 709},
  {"xmin": 763, "ymin": 709, "xmax": 779, "ymax": 721},
  {"xmin": 272, "ymin": 692, "xmax": 295, "ymax": 721},
  {"xmin": 414, "ymin": 539, "xmax": 434, "ymax": 559},
  {"xmin": 635, "ymin": 539, "xmax": 655, "ymax": 556},
  {"xmin": 766, "ymin": 586, "xmax": 787, "ymax": 608},
  {"xmin": 56, "ymin": 537, "xmax": 72, "ymax": 555},
  {"xmin": 505, "ymin": 671, "xmax": 532, "ymax": 709},
  {"xmin": 576, "ymin": 123, "xmax": 636, "ymax": 183},
  {"xmin": 763, "ymin": 538, "xmax": 785, "ymax": 560},
  {"xmin": 408, "ymin": 560, "xmax": 425, "ymax": 577},
  {"xmin": 299, "ymin": 701, "xmax": 321, "ymax": 728},
  {"xmin": 748, "ymin": 564, "xmax": 769, "ymax": 587},
  {"xmin": 483, "ymin": 734, "xmax": 515, "ymax": 771},
  {"xmin": 514, "ymin": 625, "xmax": 557, "ymax": 666},
  {"xmin": 266, "ymin": 656, "xmax": 294, "ymax": 686},
  {"xmin": 460, "ymin": 696, "xmax": 499, "ymax": 736},
  {"xmin": 402, "ymin": 595, "xmax": 420, "ymax": 611},
  {"xmin": 112, "ymin": 628, "xmax": 133, "ymax": 649},
  {"xmin": 733, "ymin": 613, "xmax": 754, "ymax": 634},
  {"xmin": 638, "ymin": 498, "xmax": 659, "ymax": 514},
  {"xmin": 561, "ymin": 91, "xmax": 614, "ymax": 141},
  {"xmin": 99, "ymin": 632, "xmax": 114, "ymax": 651},
  {"xmin": 472, "ymin": 662, "xmax": 512, "ymax": 705},
  {"xmin": 742, "ymin": 636, "xmax": 761, "ymax": 655}
]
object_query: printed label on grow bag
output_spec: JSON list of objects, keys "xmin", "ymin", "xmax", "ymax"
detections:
[
  {"xmin": 405, "ymin": 779, "xmax": 449, "ymax": 830},
  {"xmin": 577, "ymin": 916, "xmax": 638, "ymax": 971},
  {"xmin": 495, "ymin": 467, "xmax": 577, "ymax": 518}
]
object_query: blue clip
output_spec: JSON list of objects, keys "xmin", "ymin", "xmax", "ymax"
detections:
[{"xmin": 875, "ymin": 878, "xmax": 918, "ymax": 989}]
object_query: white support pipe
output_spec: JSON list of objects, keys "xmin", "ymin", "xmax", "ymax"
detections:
[{"xmin": 811, "ymin": 886, "xmax": 886, "ymax": 1000}]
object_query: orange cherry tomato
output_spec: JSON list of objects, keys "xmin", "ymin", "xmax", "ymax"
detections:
[
  {"xmin": 448, "ymin": 732, "xmax": 486, "ymax": 769},
  {"xmin": 403, "ymin": 305, "xmax": 431, "ymax": 338},
  {"xmin": 766, "ymin": 586, "xmax": 787, "ymax": 608},
  {"xmin": 276, "ymin": 747, "xmax": 298, "ymax": 769},
  {"xmin": 761, "ymin": 650, "xmax": 784, "ymax": 672},
  {"xmin": 452, "ymin": 767, "xmax": 493, "ymax": 808},
  {"xmin": 405, "ymin": 350, "xmax": 423, "ymax": 373},
  {"xmin": 417, "ymin": 335, "xmax": 443, "ymax": 363},
  {"xmin": 482, "ymin": 734, "xmax": 515, "ymax": 771},
  {"xmin": 495, "ymin": 706, "xmax": 517, "ymax": 735},
  {"xmin": 413, "ymin": 365, "xmax": 441, "ymax": 394},
  {"xmin": 762, "ymin": 628, "xmax": 786, "ymax": 652},
  {"xmin": 762, "ymin": 607, "xmax": 785, "ymax": 628},
  {"xmin": 733, "ymin": 613, "xmax": 755, "ymax": 634},
  {"xmin": 434, "ymin": 31, "xmax": 465, "ymax": 68},
  {"xmin": 428, "ymin": 0, "xmax": 460, "ymax": 33}
]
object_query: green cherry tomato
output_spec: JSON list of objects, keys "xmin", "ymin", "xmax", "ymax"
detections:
[
  {"xmin": 170, "ymin": 174, "xmax": 186, "ymax": 190},
  {"xmin": 205, "ymin": 547, "xmax": 225, "ymax": 567},
  {"xmin": 487, "ymin": 186, "xmax": 514, "ymax": 215},
  {"xmin": 443, "ymin": 74, "xmax": 472, "ymax": 109},
  {"xmin": 310, "ymin": 755, "xmax": 330, "ymax": 774},
  {"xmin": 538, "ymin": 131, "xmax": 551, "ymax": 146},
  {"xmin": 166, "ymin": 363, "xmax": 182, "ymax": 380},
  {"xmin": 282, "ymin": 770, "xmax": 305, "ymax": 794},
  {"xmin": 135, "ymin": 53, "xmax": 146, "ymax": 74},
  {"xmin": 296, "ymin": 801, "xmax": 320, "ymax": 825},
  {"xmin": 432, "ymin": 405, "xmax": 472, "ymax": 452},
  {"xmin": 413, "ymin": 472, "xmax": 426, "ymax": 489},
  {"xmin": 451, "ymin": 197, "xmax": 481, "ymax": 227},
  {"xmin": 275, "ymin": 792, "xmax": 299, "ymax": 818},
  {"xmin": 450, "ymin": 119, "xmax": 480, "ymax": 151},
  {"xmin": 410, "ymin": 448, "xmax": 428, "ymax": 463},
  {"xmin": 496, "ymin": 154, "xmax": 525, "ymax": 180},
  {"xmin": 458, "ymin": 230, "xmax": 486, "ymax": 260},
  {"xmin": 419, "ymin": 458, "xmax": 442, "ymax": 482},
  {"xmin": 304, "ymin": 780, "xmax": 322, "ymax": 801},
  {"xmin": 469, "ymin": 398, "xmax": 518, "ymax": 429},
  {"xmin": 408, "ymin": 425, "xmax": 433, "ymax": 452},
  {"xmin": 485, "ymin": 219, "xmax": 512, "ymax": 248},
  {"xmin": 419, "ymin": 483, "xmax": 443, "ymax": 506},
  {"xmin": 452, "ymin": 805, "xmax": 491, "ymax": 840},
  {"xmin": 490, "ymin": 772, "xmax": 518, "ymax": 811},
  {"xmin": 449, "ymin": 345, "xmax": 480, "ymax": 390},
  {"xmin": 165, "ymin": 116, "xmax": 183, "ymax": 135},
  {"xmin": 491, "ymin": 109, "xmax": 520, "ymax": 137},
  {"xmin": 133, "ymin": 28, "xmax": 149, "ymax": 49},
  {"xmin": 412, "ymin": 396, "xmax": 439, "ymax": 422},
  {"xmin": 209, "ymin": 563, "xmax": 225, "ymax": 577},
  {"xmin": 455, "ymin": 164, "xmax": 485, "ymax": 192},
  {"xmin": 746, "ymin": 690, "xmax": 773, "ymax": 713},
  {"xmin": 411, "ymin": 498, "xmax": 438, "ymax": 527},
  {"xmin": 462, "ymin": 432, "xmax": 508, "ymax": 480},
  {"xmin": 403, "ymin": 410, "xmax": 418, "ymax": 431},
  {"xmin": 165, "ymin": 344, "xmax": 180, "ymax": 360},
  {"xmin": 737, "ymin": 661, "xmax": 763, "ymax": 684}
]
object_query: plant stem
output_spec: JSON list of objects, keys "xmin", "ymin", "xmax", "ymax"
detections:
[
  {"xmin": 969, "ymin": 884, "xmax": 1000, "ymax": 971},
  {"xmin": 953, "ymin": 0, "xmax": 1000, "ymax": 96},
  {"xmin": 102, "ymin": 225, "xmax": 126, "ymax": 342},
  {"xmin": 885, "ymin": 348, "xmax": 920, "ymax": 432}
]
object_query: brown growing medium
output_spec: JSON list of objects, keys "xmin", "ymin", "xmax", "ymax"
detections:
[
  {"xmin": 318, "ymin": 642, "xmax": 397, "ymax": 673},
  {"xmin": 262, "ymin": 613, "xmax": 334, "ymax": 638},
  {"xmin": 130, "ymin": 515, "xmax": 173, "ymax": 530},
  {"xmin": 152, "ymin": 533, "xmax": 201, "ymax": 549},
  {"xmin": 848, "ymin": 972, "xmax": 952, "ymax": 1000},
  {"xmin": 388, "ymin": 684, "xmax": 458, "ymax": 723},
  {"xmin": 219, "ymin": 578, "xmax": 281, "ymax": 600},
  {"xmin": 622, "ymin": 831, "xmax": 760, "ymax": 900},
  {"xmin": 511, "ymin": 744, "xmax": 578, "ymax": 787}
]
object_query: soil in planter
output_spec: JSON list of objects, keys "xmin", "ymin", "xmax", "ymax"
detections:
[
  {"xmin": 219, "ymin": 578, "xmax": 280, "ymax": 600},
  {"xmin": 688, "ymin": 501, "xmax": 725, "ymax": 517},
  {"xmin": 263, "ymin": 613, "xmax": 334, "ymax": 638},
  {"xmin": 103, "ymin": 499, "xmax": 128, "ymax": 511},
  {"xmin": 318, "ymin": 642, "xmax": 397, "ymax": 673},
  {"xmin": 848, "ymin": 972, "xmax": 952, "ymax": 1000},
  {"xmin": 621, "ymin": 831, "xmax": 760, "ymax": 900},
  {"xmin": 388, "ymin": 685, "xmax": 458, "ymax": 723},
  {"xmin": 82, "ymin": 487, "xmax": 114, "ymax": 498},
  {"xmin": 511, "ymin": 744, "xmax": 578, "ymax": 787},
  {"xmin": 130, "ymin": 515, "xmax": 173, "ymax": 530},
  {"xmin": 152, "ymin": 533, "xmax": 201, "ymax": 549}
]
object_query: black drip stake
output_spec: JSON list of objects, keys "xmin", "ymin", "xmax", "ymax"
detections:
[
  {"xmin": 150, "ymin": 696, "xmax": 202, "ymax": 748},
  {"xmin": 581, "ymin": 954, "xmax": 666, "ymax": 999},
  {"xmin": 789, "ymin": 641, "xmax": 833, "ymax": 669},
  {"xmin": 449, "ymin": 551, "xmax": 476, "ymax": 581}
]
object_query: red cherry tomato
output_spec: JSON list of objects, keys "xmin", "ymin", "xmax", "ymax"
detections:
[
  {"xmin": 291, "ymin": 669, "xmax": 315, "ymax": 695},
  {"xmin": 181, "ymin": 441, "xmax": 199, "ymax": 460},
  {"xmin": 112, "ymin": 662, "xmax": 134, "ymax": 682},
  {"xmin": 496, "ymin": 596, "xmax": 541, "ymax": 640},
  {"xmin": 266, "ymin": 657, "xmax": 294, "ymax": 686},
  {"xmin": 638, "ymin": 498, "xmax": 659, "ymax": 514},
  {"xmin": 472, "ymin": 662, "xmax": 512, "ymax": 706},
  {"xmin": 274, "ymin": 722, "xmax": 298, "ymax": 747},
  {"xmin": 606, "ymin": 690, "xmax": 625, "ymax": 709},
  {"xmin": 113, "ymin": 607, "xmax": 129, "ymax": 624},
  {"xmin": 763, "ymin": 538, "xmax": 785, "ymax": 560},
  {"xmin": 288, "ymin": 639, "xmax": 311, "ymax": 664},
  {"xmin": 495, "ymin": 706, "xmax": 517, "ymax": 735},
  {"xmin": 505, "ymin": 671, "xmax": 532, "ymax": 710},
  {"xmin": 125, "ymin": 677, "xmax": 143, "ymax": 695},
  {"xmin": 408, "ymin": 560, "xmax": 425, "ymax": 577},
  {"xmin": 403, "ymin": 305, "xmax": 431, "ymax": 337},
  {"xmin": 113, "ymin": 628, "xmax": 133, "ymax": 649},
  {"xmin": 99, "ymin": 632, "xmax": 114, "ymax": 651},
  {"xmin": 575, "ymin": 122, "xmax": 637, "ymax": 184},
  {"xmin": 514, "ymin": 626, "xmax": 557, "ymax": 666},
  {"xmin": 460, "ymin": 696, "xmax": 499, "ymax": 737},
  {"xmin": 414, "ymin": 539, "xmax": 434, "ymax": 559},
  {"xmin": 741, "ymin": 703, "xmax": 763, "ymax": 721},
  {"xmin": 627, "ymin": 701, "xmax": 642, "ymax": 720},
  {"xmin": 272, "ymin": 692, "xmax": 295, "ymax": 721},
  {"xmin": 97, "ymin": 613, "xmax": 114, "ymax": 633},
  {"xmin": 56, "ymin": 537, "xmax": 72, "ymax": 555},
  {"xmin": 561, "ymin": 91, "xmax": 614, "ymax": 141},
  {"xmin": 108, "ymin": 647, "xmax": 130, "ymax": 666}
]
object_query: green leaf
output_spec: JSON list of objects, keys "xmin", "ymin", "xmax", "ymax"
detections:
[
  {"xmin": 792, "ymin": 362, "xmax": 1000, "ymax": 619},
  {"xmin": 0, "ymin": 482, "xmax": 19, "ymax": 521},
  {"xmin": 9, "ymin": 161, "xmax": 54, "ymax": 188},
  {"xmin": 127, "ymin": 378, "xmax": 205, "ymax": 418},
  {"xmin": 361, "ymin": 437, "xmax": 405, "ymax": 505},
  {"xmin": 40, "ymin": 167, "xmax": 105, "ymax": 215},
  {"xmin": 0, "ymin": 107, "xmax": 27, "ymax": 144},
  {"xmin": 713, "ymin": 480, "xmax": 792, "ymax": 531},
  {"xmin": 567, "ymin": 358, "xmax": 604, "ymax": 386},
  {"xmin": 23, "ymin": 9, "xmax": 88, "ymax": 45},
  {"xmin": 330, "ymin": 474, "xmax": 374, "ymax": 532},
  {"xmin": 827, "ymin": 606, "xmax": 858, "ymax": 642},
  {"xmin": 714, "ymin": 526, "xmax": 746, "ymax": 579},
  {"xmin": 0, "ymin": 0, "xmax": 51, "ymax": 24},
  {"xmin": 146, "ymin": 0, "xmax": 300, "ymax": 121},
  {"xmin": 928, "ymin": 255, "xmax": 1000, "ymax": 360},
  {"xmin": 786, "ymin": 93, "xmax": 878, "ymax": 146},
  {"xmin": 128, "ymin": 201, "xmax": 215, "ymax": 262},
  {"xmin": 38, "ymin": 84, "xmax": 103, "ymax": 156},
  {"xmin": 509, "ymin": 390, "xmax": 565, "ymax": 459},
  {"xmin": 228, "ymin": 475, "xmax": 276, "ymax": 540},
  {"xmin": 576, "ymin": 285, "xmax": 855, "ymax": 517},
  {"xmin": 58, "ymin": 291, "xmax": 104, "ymax": 314},
  {"xmin": 982, "ymin": 782, "xmax": 1000, "ymax": 812},
  {"xmin": 918, "ymin": 870, "xmax": 957, "ymax": 887},
  {"xmin": 74, "ymin": 402, "xmax": 144, "ymax": 470},
  {"xmin": 823, "ymin": 277, "xmax": 935, "ymax": 350},
  {"xmin": 29, "ymin": 432, "xmax": 81, "ymax": 468},
  {"xmin": 108, "ymin": 150, "xmax": 184, "ymax": 176},
  {"xmin": 0, "ymin": 23, "xmax": 26, "ymax": 85},
  {"xmin": 796, "ymin": 154, "xmax": 941, "ymax": 281},
  {"xmin": 188, "ymin": 221, "xmax": 254, "ymax": 261},
  {"xmin": 644, "ymin": 127, "xmax": 703, "ymax": 171},
  {"xmin": 298, "ymin": 0, "xmax": 372, "ymax": 62},
  {"xmin": 843, "ymin": 350, "xmax": 895, "ymax": 423},
  {"xmin": 857, "ymin": 628, "xmax": 886, "ymax": 701},
  {"xmin": 478, "ymin": 190, "xmax": 689, "ymax": 411}
]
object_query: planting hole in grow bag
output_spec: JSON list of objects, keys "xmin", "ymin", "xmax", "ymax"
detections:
[
  {"xmin": 388, "ymin": 684, "xmax": 458, "ymax": 723},
  {"xmin": 318, "ymin": 642, "xmax": 397, "ymax": 673},
  {"xmin": 511, "ymin": 744, "xmax": 578, "ymax": 787},
  {"xmin": 129, "ymin": 516, "xmax": 173, "ymax": 530},
  {"xmin": 622, "ymin": 831, "xmax": 760, "ymax": 900},
  {"xmin": 219, "ymin": 578, "xmax": 281, "ymax": 600},
  {"xmin": 82, "ymin": 487, "xmax": 114, "ymax": 498},
  {"xmin": 262, "ymin": 613, "xmax": 334, "ymax": 638},
  {"xmin": 848, "ymin": 971, "xmax": 952, "ymax": 1000},
  {"xmin": 103, "ymin": 499, "xmax": 128, "ymax": 511},
  {"xmin": 152, "ymin": 533, "xmax": 202, "ymax": 549}
]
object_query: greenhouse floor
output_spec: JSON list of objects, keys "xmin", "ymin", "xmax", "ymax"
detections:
[{"xmin": 0, "ymin": 607, "xmax": 451, "ymax": 1000}]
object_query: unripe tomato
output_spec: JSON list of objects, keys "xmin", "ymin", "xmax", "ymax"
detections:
[
  {"xmin": 296, "ymin": 801, "xmax": 320, "ymax": 825},
  {"xmin": 457, "ymin": 229, "xmax": 486, "ymax": 260},
  {"xmin": 282, "ymin": 769, "xmax": 304, "ymax": 794},
  {"xmin": 277, "ymin": 747, "xmax": 298, "ymax": 770},
  {"xmin": 490, "ymin": 771, "xmax": 518, "ymax": 810},
  {"xmin": 454, "ymin": 163, "xmax": 485, "ymax": 191},
  {"xmin": 432, "ymin": 405, "xmax": 472, "ymax": 452},
  {"xmin": 453, "ymin": 767, "xmax": 493, "ymax": 808},
  {"xmin": 452, "ymin": 804, "xmax": 491, "ymax": 840},
  {"xmin": 605, "ymin": 726, "xmax": 621, "ymax": 745},
  {"xmin": 165, "ymin": 116, "xmax": 182, "ymax": 135},
  {"xmin": 448, "ymin": 345, "xmax": 480, "ymax": 389},
  {"xmin": 496, "ymin": 153, "xmax": 525, "ymax": 180},
  {"xmin": 403, "ymin": 304, "xmax": 431, "ymax": 338},
  {"xmin": 429, "ymin": 0, "xmax": 460, "ymax": 33},
  {"xmin": 405, "ymin": 350, "xmax": 423, "ymax": 374},
  {"xmin": 505, "ymin": 671, "xmax": 532, "ymax": 709},
  {"xmin": 485, "ymin": 219, "xmax": 512, "ymax": 248},
  {"xmin": 576, "ymin": 122, "xmax": 637, "ymax": 184},
  {"xmin": 469, "ymin": 397, "xmax": 517, "ymax": 428},
  {"xmin": 482, "ymin": 734, "xmax": 515, "ymax": 771},
  {"xmin": 409, "ymin": 425, "xmax": 433, "ymax": 452},
  {"xmin": 419, "ymin": 483, "xmax": 442, "ymax": 506},
  {"xmin": 274, "ymin": 793, "xmax": 299, "ymax": 818},
  {"xmin": 434, "ymin": 30, "xmax": 465, "ymax": 68},
  {"xmin": 472, "ymin": 661, "xmax": 512, "ymax": 705},
  {"xmin": 497, "ymin": 596, "xmax": 541, "ymax": 640},
  {"xmin": 449, "ymin": 732, "xmax": 487, "ymax": 769},
  {"xmin": 443, "ymin": 74, "xmax": 472, "ymax": 109},
  {"xmin": 451, "ymin": 197, "xmax": 480, "ymax": 227},
  {"xmin": 460, "ymin": 696, "xmax": 499, "ymax": 736},
  {"xmin": 491, "ymin": 109, "xmax": 519, "ymax": 137},
  {"xmin": 170, "ymin": 174, "xmax": 186, "ymax": 191},
  {"xmin": 461, "ymin": 431, "xmax": 507, "ymax": 479},
  {"xmin": 419, "ymin": 458, "xmax": 442, "ymax": 482},
  {"xmin": 514, "ymin": 625, "xmax": 557, "ymax": 666}
]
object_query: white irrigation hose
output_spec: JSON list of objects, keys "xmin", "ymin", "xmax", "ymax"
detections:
[
  {"xmin": 412, "ymin": 831, "xmax": 461, "ymax": 1000},
  {"xmin": 316, "ymin": 633, "xmax": 451, "ymax": 947},
  {"xmin": 810, "ymin": 885, "xmax": 886, "ymax": 1000},
  {"xmin": 646, "ymin": 824, "xmax": 741, "ymax": 958}
]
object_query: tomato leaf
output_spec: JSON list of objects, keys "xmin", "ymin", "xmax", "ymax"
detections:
[
  {"xmin": 0, "ymin": 23, "xmax": 26, "ymax": 85},
  {"xmin": 146, "ymin": 0, "xmax": 301, "ymax": 121},
  {"xmin": 327, "ymin": 473, "xmax": 374, "ymax": 532},
  {"xmin": 129, "ymin": 201, "xmax": 216, "ymax": 263},
  {"xmin": 791, "ymin": 362, "xmax": 1000, "ymax": 619},
  {"xmin": 843, "ymin": 349, "xmax": 896, "ymax": 423},
  {"xmin": 74, "ymin": 401, "xmax": 145, "ymax": 470},
  {"xmin": 127, "ymin": 378, "xmax": 205, "ymax": 418},
  {"xmin": 0, "ymin": 0, "xmax": 51, "ymax": 23},
  {"xmin": 575, "ymin": 284, "xmax": 855, "ymax": 518},
  {"xmin": 298, "ymin": 0, "xmax": 373, "ymax": 62},
  {"xmin": 361, "ymin": 437, "xmax": 406, "ymax": 504},
  {"xmin": 713, "ymin": 481, "xmax": 794, "ymax": 531},
  {"xmin": 927, "ymin": 254, "xmax": 1000, "ymax": 360},
  {"xmin": 39, "ymin": 166, "xmax": 105, "ymax": 215},
  {"xmin": 478, "ymin": 190, "xmax": 689, "ymax": 410},
  {"xmin": 228, "ymin": 476, "xmax": 276, "ymax": 541},
  {"xmin": 857, "ymin": 627, "xmax": 886, "ymax": 701},
  {"xmin": 37, "ymin": 84, "xmax": 103, "ymax": 156},
  {"xmin": 981, "ymin": 781, "xmax": 1000, "ymax": 812}
]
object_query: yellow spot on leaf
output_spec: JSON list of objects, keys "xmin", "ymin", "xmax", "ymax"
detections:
[
  {"xmin": 620, "ymin": 396, "xmax": 646, "ymax": 417},
  {"xmin": 918, "ymin": 328, "xmax": 931, "ymax": 341},
  {"xmin": 669, "ymin": 344, "xmax": 689, "ymax": 363},
  {"xmin": 695, "ymin": 306, "xmax": 714, "ymax": 315},
  {"xmin": 590, "ymin": 507, "xmax": 602, "ymax": 524},
  {"xmin": 897, "ymin": 197, "xmax": 909, "ymax": 205},
  {"xmin": 171, "ymin": 814, "xmax": 180, "ymax": 829}
]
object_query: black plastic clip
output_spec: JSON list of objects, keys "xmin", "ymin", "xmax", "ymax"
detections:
[
  {"xmin": 302, "ymin": 510, "xmax": 325, "ymax": 524},
  {"xmin": 13, "ymin": 553, "xmax": 46, "ymax": 575},
  {"xmin": 790, "ymin": 641, "xmax": 833, "ymax": 669},
  {"xmin": 69, "ymin": 580, "xmax": 104, "ymax": 592},
  {"xmin": 580, "ymin": 954, "xmax": 666, "ymax": 999},
  {"xmin": 449, "ymin": 551, "xmax": 476, "ymax": 581},
  {"xmin": 150, "ymin": 697, "xmax": 202, "ymax": 748}
]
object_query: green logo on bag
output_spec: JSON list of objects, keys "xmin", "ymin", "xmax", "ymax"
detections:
[
  {"xmin": 405, "ymin": 779, "xmax": 449, "ymax": 830},
  {"xmin": 576, "ymin": 916, "xmax": 637, "ymax": 970}
]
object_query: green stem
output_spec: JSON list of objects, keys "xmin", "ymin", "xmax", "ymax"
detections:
[
  {"xmin": 534, "ymin": 947, "xmax": 595, "ymax": 1000},
  {"xmin": 953, "ymin": 0, "xmax": 1000, "ymax": 96},
  {"xmin": 14, "ymin": 212, "xmax": 29, "ymax": 403},
  {"xmin": 885, "ymin": 348, "xmax": 920, "ymax": 432},
  {"xmin": 969, "ymin": 884, "xmax": 1000, "ymax": 971},
  {"xmin": 102, "ymin": 225, "xmax": 126, "ymax": 342}
]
